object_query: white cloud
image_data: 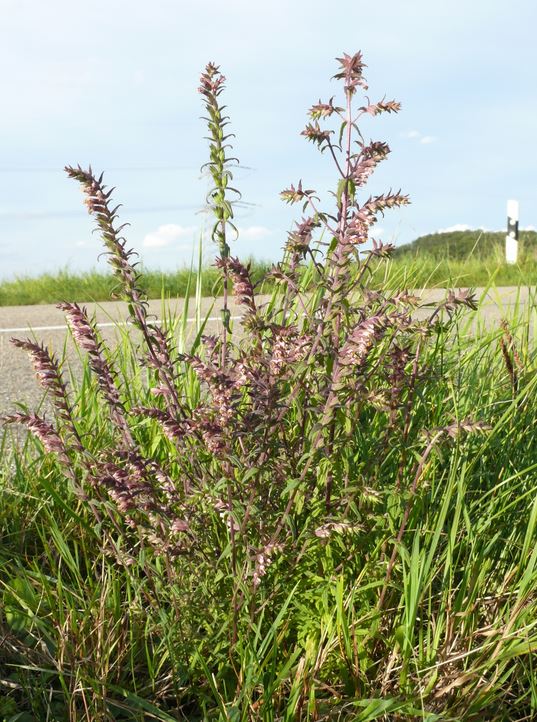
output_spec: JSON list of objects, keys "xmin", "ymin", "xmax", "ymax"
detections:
[
  {"xmin": 142, "ymin": 224, "xmax": 271, "ymax": 249},
  {"xmin": 522, "ymin": 224, "xmax": 536, "ymax": 231},
  {"xmin": 402, "ymin": 130, "xmax": 421, "ymax": 139},
  {"xmin": 437, "ymin": 224, "xmax": 473, "ymax": 233},
  {"xmin": 238, "ymin": 226, "xmax": 271, "ymax": 241},
  {"xmin": 143, "ymin": 224, "xmax": 197, "ymax": 248},
  {"xmin": 402, "ymin": 130, "xmax": 437, "ymax": 144}
]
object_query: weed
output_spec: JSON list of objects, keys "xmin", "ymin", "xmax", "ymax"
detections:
[{"xmin": 1, "ymin": 52, "xmax": 536, "ymax": 721}]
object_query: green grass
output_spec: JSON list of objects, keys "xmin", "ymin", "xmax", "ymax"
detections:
[
  {"xmin": 1, "ymin": 268, "xmax": 537, "ymax": 720},
  {"xmin": 377, "ymin": 255, "xmax": 537, "ymax": 289},
  {"xmin": 0, "ymin": 261, "xmax": 273, "ymax": 306},
  {"xmin": 2, "ymin": 249, "xmax": 537, "ymax": 308}
]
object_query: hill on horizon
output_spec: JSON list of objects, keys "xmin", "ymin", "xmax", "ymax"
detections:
[{"xmin": 395, "ymin": 229, "xmax": 537, "ymax": 262}]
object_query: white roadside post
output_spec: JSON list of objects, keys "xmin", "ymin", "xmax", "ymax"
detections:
[{"xmin": 505, "ymin": 199, "xmax": 519, "ymax": 264}]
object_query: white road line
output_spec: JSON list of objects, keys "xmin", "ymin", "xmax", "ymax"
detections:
[{"xmin": 0, "ymin": 315, "xmax": 244, "ymax": 335}]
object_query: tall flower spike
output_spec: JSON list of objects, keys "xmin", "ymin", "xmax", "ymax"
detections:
[
  {"xmin": 65, "ymin": 166, "xmax": 183, "ymax": 415},
  {"xmin": 225, "ymin": 257, "xmax": 258, "ymax": 319},
  {"xmin": 301, "ymin": 122, "xmax": 333, "ymax": 148},
  {"xmin": 334, "ymin": 52, "xmax": 368, "ymax": 95},
  {"xmin": 280, "ymin": 181, "xmax": 317, "ymax": 205},
  {"xmin": 308, "ymin": 97, "xmax": 343, "ymax": 120},
  {"xmin": 199, "ymin": 61, "xmax": 242, "ymax": 355},
  {"xmin": 3, "ymin": 412, "xmax": 71, "ymax": 465},
  {"xmin": 199, "ymin": 62, "xmax": 241, "ymax": 259},
  {"xmin": 285, "ymin": 216, "xmax": 320, "ymax": 258},
  {"xmin": 64, "ymin": 166, "xmax": 147, "ymax": 318},
  {"xmin": 360, "ymin": 98, "xmax": 401, "ymax": 116},
  {"xmin": 10, "ymin": 338, "xmax": 82, "ymax": 449},
  {"xmin": 58, "ymin": 302, "xmax": 134, "ymax": 445},
  {"xmin": 350, "ymin": 141, "xmax": 391, "ymax": 188}
]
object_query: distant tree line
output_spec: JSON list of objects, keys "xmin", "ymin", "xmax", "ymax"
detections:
[{"xmin": 395, "ymin": 229, "xmax": 537, "ymax": 262}]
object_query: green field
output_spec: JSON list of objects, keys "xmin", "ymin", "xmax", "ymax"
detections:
[
  {"xmin": 0, "ymin": 261, "xmax": 272, "ymax": 307},
  {"xmin": 2, "ymin": 230, "xmax": 537, "ymax": 307}
]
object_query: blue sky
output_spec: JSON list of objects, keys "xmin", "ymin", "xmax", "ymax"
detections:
[{"xmin": 1, "ymin": 0, "xmax": 536, "ymax": 279}]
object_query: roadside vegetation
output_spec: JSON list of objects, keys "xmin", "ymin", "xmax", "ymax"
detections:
[
  {"xmin": 0, "ymin": 261, "xmax": 273, "ymax": 307},
  {"xmin": 1, "ymin": 52, "xmax": 537, "ymax": 721},
  {"xmin": 376, "ymin": 253, "xmax": 537, "ymax": 290},
  {"xmin": 2, "ymin": 231, "xmax": 537, "ymax": 307},
  {"xmin": 395, "ymin": 229, "xmax": 537, "ymax": 262}
]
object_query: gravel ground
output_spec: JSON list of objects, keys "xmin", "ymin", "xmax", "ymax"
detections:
[{"xmin": 0, "ymin": 287, "xmax": 533, "ymax": 424}]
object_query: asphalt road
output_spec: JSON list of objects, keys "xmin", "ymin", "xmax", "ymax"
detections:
[
  {"xmin": 0, "ymin": 287, "xmax": 534, "ymax": 421},
  {"xmin": 0, "ymin": 296, "xmax": 239, "ymax": 422}
]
